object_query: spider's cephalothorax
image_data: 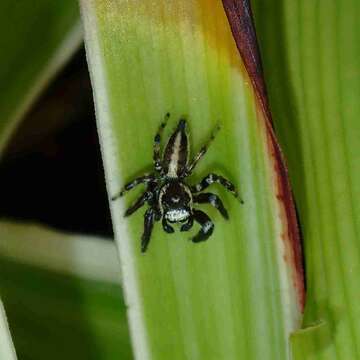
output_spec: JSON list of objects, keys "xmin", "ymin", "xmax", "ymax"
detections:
[{"xmin": 112, "ymin": 113, "xmax": 243, "ymax": 253}]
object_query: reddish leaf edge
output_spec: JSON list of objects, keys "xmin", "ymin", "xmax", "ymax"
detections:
[{"xmin": 222, "ymin": 0, "xmax": 305, "ymax": 311}]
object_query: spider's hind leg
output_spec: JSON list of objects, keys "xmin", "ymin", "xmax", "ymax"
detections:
[
  {"xmin": 185, "ymin": 123, "xmax": 220, "ymax": 175},
  {"xmin": 193, "ymin": 192, "xmax": 229, "ymax": 219},
  {"xmin": 192, "ymin": 209, "xmax": 214, "ymax": 243},
  {"xmin": 153, "ymin": 112, "xmax": 170, "ymax": 172},
  {"xmin": 111, "ymin": 174, "xmax": 154, "ymax": 200}
]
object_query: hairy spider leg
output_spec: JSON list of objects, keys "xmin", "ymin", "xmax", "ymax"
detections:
[
  {"xmin": 192, "ymin": 209, "xmax": 214, "ymax": 243},
  {"xmin": 180, "ymin": 216, "xmax": 194, "ymax": 232},
  {"xmin": 185, "ymin": 123, "xmax": 221, "ymax": 175},
  {"xmin": 111, "ymin": 174, "xmax": 155, "ymax": 200},
  {"xmin": 193, "ymin": 192, "xmax": 229, "ymax": 219},
  {"xmin": 153, "ymin": 112, "xmax": 170, "ymax": 172},
  {"xmin": 191, "ymin": 173, "xmax": 244, "ymax": 204},
  {"xmin": 162, "ymin": 217, "xmax": 175, "ymax": 233},
  {"xmin": 142, "ymin": 208, "xmax": 157, "ymax": 253},
  {"xmin": 162, "ymin": 118, "xmax": 189, "ymax": 178},
  {"xmin": 124, "ymin": 191, "xmax": 152, "ymax": 217}
]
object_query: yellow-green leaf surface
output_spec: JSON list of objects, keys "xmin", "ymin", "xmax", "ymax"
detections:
[
  {"xmin": 0, "ymin": 299, "xmax": 17, "ymax": 360},
  {"xmin": 0, "ymin": 1, "xmax": 82, "ymax": 154},
  {"xmin": 81, "ymin": 1, "xmax": 303, "ymax": 359},
  {"xmin": 253, "ymin": 1, "xmax": 360, "ymax": 359}
]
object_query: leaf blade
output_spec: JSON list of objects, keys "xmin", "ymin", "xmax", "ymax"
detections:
[
  {"xmin": 81, "ymin": 1, "xmax": 304, "ymax": 358},
  {"xmin": 0, "ymin": 1, "xmax": 82, "ymax": 154},
  {"xmin": 0, "ymin": 300, "xmax": 17, "ymax": 360},
  {"xmin": 253, "ymin": 0, "xmax": 360, "ymax": 358}
]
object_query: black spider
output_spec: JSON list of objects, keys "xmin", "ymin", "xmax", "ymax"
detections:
[{"xmin": 112, "ymin": 113, "xmax": 243, "ymax": 253}]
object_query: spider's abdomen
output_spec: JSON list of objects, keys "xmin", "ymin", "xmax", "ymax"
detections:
[{"xmin": 163, "ymin": 119, "xmax": 188, "ymax": 178}]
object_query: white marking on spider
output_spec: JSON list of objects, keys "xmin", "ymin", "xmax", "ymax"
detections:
[
  {"xmin": 158, "ymin": 184, "xmax": 169, "ymax": 216},
  {"xmin": 167, "ymin": 131, "xmax": 182, "ymax": 178},
  {"xmin": 165, "ymin": 209, "xmax": 190, "ymax": 222},
  {"xmin": 209, "ymin": 194, "xmax": 217, "ymax": 204},
  {"xmin": 203, "ymin": 221, "xmax": 213, "ymax": 233}
]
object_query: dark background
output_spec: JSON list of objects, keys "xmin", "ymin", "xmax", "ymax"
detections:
[{"xmin": 0, "ymin": 47, "xmax": 113, "ymax": 238}]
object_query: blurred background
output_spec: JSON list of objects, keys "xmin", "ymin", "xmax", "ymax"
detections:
[
  {"xmin": 0, "ymin": 47, "xmax": 112, "ymax": 238},
  {"xmin": 0, "ymin": 45, "xmax": 133, "ymax": 359}
]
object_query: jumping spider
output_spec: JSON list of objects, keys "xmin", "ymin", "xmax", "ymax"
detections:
[{"xmin": 112, "ymin": 113, "xmax": 243, "ymax": 253}]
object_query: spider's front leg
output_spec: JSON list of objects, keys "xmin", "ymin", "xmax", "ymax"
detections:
[
  {"xmin": 192, "ymin": 209, "xmax": 214, "ymax": 243},
  {"xmin": 191, "ymin": 173, "xmax": 243, "ymax": 203},
  {"xmin": 153, "ymin": 112, "xmax": 170, "ymax": 172},
  {"xmin": 111, "ymin": 174, "xmax": 155, "ymax": 201},
  {"xmin": 142, "ymin": 207, "xmax": 159, "ymax": 253},
  {"xmin": 193, "ymin": 192, "xmax": 229, "ymax": 219}
]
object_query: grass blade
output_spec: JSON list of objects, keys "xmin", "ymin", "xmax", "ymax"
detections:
[
  {"xmin": 0, "ymin": 222, "xmax": 132, "ymax": 359},
  {"xmin": 0, "ymin": 1, "xmax": 82, "ymax": 154},
  {"xmin": 0, "ymin": 257, "xmax": 132, "ymax": 360},
  {"xmin": 253, "ymin": 1, "xmax": 360, "ymax": 358},
  {"xmin": 0, "ymin": 300, "xmax": 17, "ymax": 360},
  {"xmin": 0, "ymin": 220, "xmax": 121, "ymax": 284},
  {"xmin": 81, "ymin": 1, "xmax": 304, "ymax": 358}
]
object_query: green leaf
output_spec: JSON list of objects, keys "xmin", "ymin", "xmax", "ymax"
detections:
[
  {"xmin": 0, "ymin": 1, "xmax": 82, "ymax": 154},
  {"xmin": 0, "ymin": 299, "xmax": 17, "ymax": 360},
  {"xmin": 253, "ymin": 0, "xmax": 360, "ymax": 358},
  {"xmin": 0, "ymin": 257, "xmax": 132, "ymax": 360},
  {"xmin": 0, "ymin": 220, "xmax": 121, "ymax": 284},
  {"xmin": 0, "ymin": 222, "xmax": 132, "ymax": 360},
  {"xmin": 81, "ymin": 1, "xmax": 303, "ymax": 358},
  {"xmin": 290, "ymin": 321, "xmax": 329, "ymax": 360}
]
